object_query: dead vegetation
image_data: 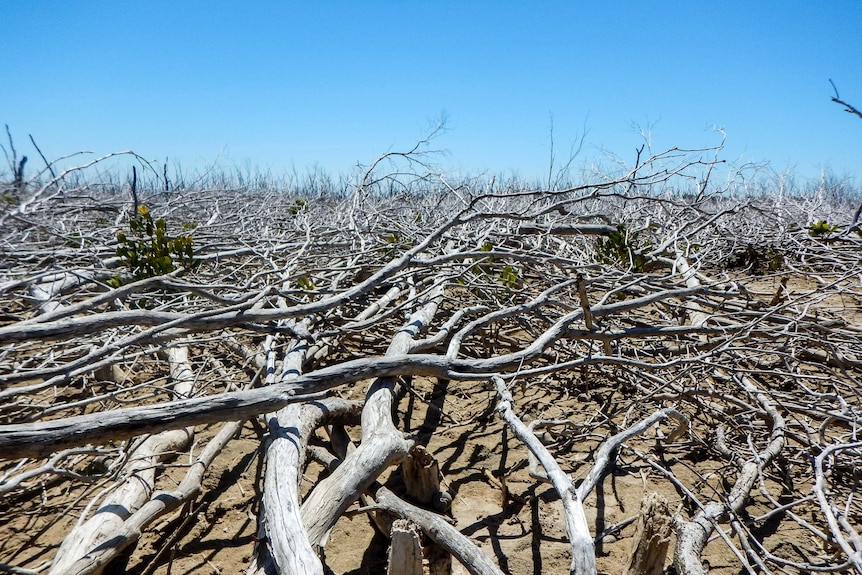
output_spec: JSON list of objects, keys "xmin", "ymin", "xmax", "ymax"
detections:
[{"xmin": 1, "ymin": 142, "xmax": 861, "ymax": 575}]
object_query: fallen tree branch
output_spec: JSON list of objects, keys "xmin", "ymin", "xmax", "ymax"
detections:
[
  {"xmin": 376, "ymin": 486, "xmax": 505, "ymax": 575},
  {"xmin": 672, "ymin": 375, "xmax": 786, "ymax": 575},
  {"xmin": 493, "ymin": 375, "xmax": 596, "ymax": 575}
]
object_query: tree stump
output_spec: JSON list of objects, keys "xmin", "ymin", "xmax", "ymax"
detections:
[
  {"xmin": 402, "ymin": 445, "xmax": 452, "ymax": 575},
  {"xmin": 388, "ymin": 519, "xmax": 424, "ymax": 575},
  {"xmin": 624, "ymin": 492, "xmax": 672, "ymax": 575}
]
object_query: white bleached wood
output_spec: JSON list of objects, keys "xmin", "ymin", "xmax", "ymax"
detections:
[
  {"xmin": 48, "ymin": 346, "xmax": 195, "ymax": 575},
  {"xmin": 492, "ymin": 376, "xmax": 596, "ymax": 575},
  {"xmin": 672, "ymin": 375, "xmax": 786, "ymax": 575},
  {"xmin": 387, "ymin": 519, "xmax": 424, "ymax": 575},
  {"xmin": 300, "ymin": 282, "xmax": 445, "ymax": 548},
  {"xmin": 376, "ymin": 487, "xmax": 504, "ymax": 575}
]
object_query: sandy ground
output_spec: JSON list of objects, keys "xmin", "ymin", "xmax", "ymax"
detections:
[{"xmin": 2, "ymin": 275, "xmax": 859, "ymax": 575}]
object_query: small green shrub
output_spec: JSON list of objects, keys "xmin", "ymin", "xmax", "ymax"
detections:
[
  {"xmin": 595, "ymin": 223, "xmax": 650, "ymax": 272},
  {"xmin": 381, "ymin": 231, "xmax": 413, "ymax": 259},
  {"xmin": 499, "ymin": 264, "xmax": 519, "ymax": 288},
  {"xmin": 473, "ymin": 240, "xmax": 520, "ymax": 288},
  {"xmin": 288, "ymin": 199, "xmax": 308, "ymax": 217},
  {"xmin": 766, "ymin": 250, "xmax": 785, "ymax": 272},
  {"xmin": 725, "ymin": 245, "xmax": 785, "ymax": 275},
  {"xmin": 295, "ymin": 275, "xmax": 316, "ymax": 291},
  {"xmin": 110, "ymin": 205, "xmax": 197, "ymax": 286},
  {"xmin": 808, "ymin": 220, "xmax": 839, "ymax": 237}
]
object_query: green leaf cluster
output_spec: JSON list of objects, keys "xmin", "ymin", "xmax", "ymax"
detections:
[
  {"xmin": 595, "ymin": 223, "xmax": 650, "ymax": 272},
  {"xmin": 111, "ymin": 205, "xmax": 197, "ymax": 286},
  {"xmin": 808, "ymin": 220, "xmax": 839, "ymax": 237},
  {"xmin": 381, "ymin": 231, "xmax": 413, "ymax": 259},
  {"xmin": 474, "ymin": 240, "xmax": 520, "ymax": 288},
  {"xmin": 295, "ymin": 275, "xmax": 316, "ymax": 291},
  {"xmin": 288, "ymin": 199, "xmax": 308, "ymax": 217}
]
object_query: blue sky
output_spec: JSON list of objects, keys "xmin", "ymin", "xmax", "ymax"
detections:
[{"xmin": 2, "ymin": 2, "xmax": 861, "ymax": 185}]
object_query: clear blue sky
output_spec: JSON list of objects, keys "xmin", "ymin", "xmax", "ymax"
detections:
[{"xmin": 2, "ymin": 2, "xmax": 861, "ymax": 185}]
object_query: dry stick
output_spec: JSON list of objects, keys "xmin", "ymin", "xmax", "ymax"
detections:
[
  {"xmin": 49, "ymin": 346, "xmax": 197, "ymax": 575},
  {"xmin": 0, "ymin": 284, "xmax": 714, "ymax": 459},
  {"xmin": 672, "ymin": 375, "xmax": 786, "ymax": 575},
  {"xmin": 353, "ymin": 281, "xmax": 406, "ymax": 322},
  {"xmin": 248, "ymin": 331, "xmax": 323, "ymax": 575},
  {"xmin": 0, "ymin": 561, "xmax": 47, "ymax": 575},
  {"xmin": 576, "ymin": 407, "xmax": 688, "ymax": 501},
  {"xmin": 249, "ymin": 331, "xmax": 361, "ymax": 575},
  {"xmin": 521, "ymin": 407, "xmax": 688, "ymax": 500},
  {"xmin": 0, "ymin": 447, "xmax": 116, "ymax": 496},
  {"xmin": 575, "ymin": 274, "xmax": 595, "ymax": 330},
  {"xmin": 492, "ymin": 375, "xmax": 597, "ymax": 575},
  {"xmin": 299, "ymin": 281, "xmax": 446, "ymax": 549},
  {"xmin": 672, "ymin": 252, "xmax": 711, "ymax": 341},
  {"xmin": 375, "ymin": 487, "xmax": 505, "ymax": 575},
  {"xmin": 57, "ymin": 419, "xmax": 243, "ymax": 575},
  {"xmin": 812, "ymin": 441, "xmax": 862, "ymax": 574},
  {"xmin": 830, "ymin": 80, "xmax": 862, "ymax": 121},
  {"xmin": 575, "ymin": 272, "xmax": 613, "ymax": 357},
  {"xmin": 517, "ymin": 223, "xmax": 617, "ymax": 236}
]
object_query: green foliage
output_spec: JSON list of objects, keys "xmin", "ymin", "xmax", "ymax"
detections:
[
  {"xmin": 288, "ymin": 199, "xmax": 308, "ymax": 217},
  {"xmin": 808, "ymin": 220, "xmax": 839, "ymax": 237},
  {"xmin": 111, "ymin": 205, "xmax": 197, "ymax": 286},
  {"xmin": 381, "ymin": 231, "xmax": 413, "ymax": 259},
  {"xmin": 1, "ymin": 191, "xmax": 17, "ymax": 205},
  {"xmin": 726, "ymin": 245, "xmax": 785, "ymax": 275},
  {"xmin": 499, "ymin": 264, "xmax": 519, "ymax": 288},
  {"xmin": 766, "ymin": 250, "xmax": 785, "ymax": 272},
  {"xmin": 295, "ymin": 275, "xmax": 316, "ymax": 291},
  {"xmin": 595, "ymin": 223, "xmax": 650, "ymax": 272},
  {"xmin": 474, "ymin": 240, "xmax": 520, "ymax": 289}
]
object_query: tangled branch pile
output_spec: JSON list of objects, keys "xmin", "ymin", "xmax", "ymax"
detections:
[{"xmin": 1, "ymin": 146, "xmax": 860, "ymax": 575}]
